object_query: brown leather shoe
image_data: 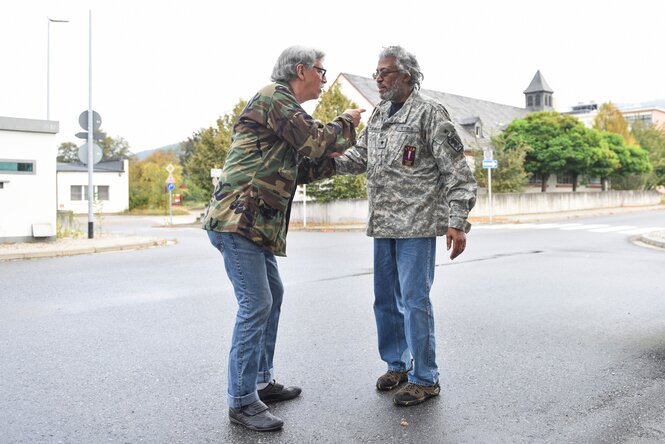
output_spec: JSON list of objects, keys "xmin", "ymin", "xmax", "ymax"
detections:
[
  {"xmin": 393, "ymin": 382, "xmax": 440, "ymax": 406},
  {"xmin": 376, "ymin": 370, "xmax": 408, "ymax": 391}
]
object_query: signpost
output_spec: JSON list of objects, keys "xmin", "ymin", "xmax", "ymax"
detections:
[
  {"xmin": 482, "ymin": 150, "xmax": 498, "ymax": 223},
  {"xmin": 166, "ymin": 163, "xmax": 175, "ymax": 225}
]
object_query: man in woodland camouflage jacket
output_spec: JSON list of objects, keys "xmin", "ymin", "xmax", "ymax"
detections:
[
  {"xmin": 203, "ymin": 46, "xmax": 364, "ymax": 432},
  {"xmin": 334, "ymin": 46, "xmax": 477, "ymax": 407}
]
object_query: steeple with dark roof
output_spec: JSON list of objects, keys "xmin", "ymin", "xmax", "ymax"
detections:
[{"xmin": 524, "ymin": 70, "xmax": 554, "ymax": 112}]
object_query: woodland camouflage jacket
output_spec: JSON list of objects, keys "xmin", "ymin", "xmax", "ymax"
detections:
[{"xmin": 202, "ymin": 82, "xmax": 356, "ymax": 256}]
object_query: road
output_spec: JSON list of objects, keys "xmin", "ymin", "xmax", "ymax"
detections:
[{"xmin": 1, "ymin": 209, "xmax": 665, "ymax": 443}]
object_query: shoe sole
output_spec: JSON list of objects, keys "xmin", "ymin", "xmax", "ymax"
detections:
[
  {"xmin": 393, "ymin": 390, "xmax": 440, "ymax": 407},
  {"xmin": 376, "ymin": 381, "xmax": 403, "ymax": 391},
  {"xmin": 229, "ymin": 416, "xmax": 283, "ymax": 431}
]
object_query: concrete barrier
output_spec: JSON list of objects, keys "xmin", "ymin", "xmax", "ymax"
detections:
[{"xmin": 289, "ymin": 191, "xmax": 662, "ymax": 224}]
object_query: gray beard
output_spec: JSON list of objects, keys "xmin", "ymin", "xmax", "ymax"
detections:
[{"xmin": 379, "ymin": 82, "xmax": 402, "ymax": 102}]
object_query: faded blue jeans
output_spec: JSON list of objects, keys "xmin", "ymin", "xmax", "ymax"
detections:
[
  {"xmin": 207, "ymin": 231, "xmax": 283, "ymax": 408},
  {"xmin": 373, "ymin": 237, "xmax": 439, "ymax": 386}
]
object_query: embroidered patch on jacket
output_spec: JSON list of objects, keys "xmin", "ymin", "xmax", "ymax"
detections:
[
  {"xmin": 447, "ymin": 132, "xmax": 464, "ymax": 152},
  {"xmin": 402, "ymin": 146, "xmax": 416, "ymax": 166}
]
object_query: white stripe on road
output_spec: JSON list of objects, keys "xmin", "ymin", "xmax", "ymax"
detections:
[
  {"xmin": 559, "ymin": 224, "xmax": 610, "ymax": 231},
  {"xmin": 588, "ymin": 225, "xmax": 637, "ymax": 232},
  {"xmin": 618, "ymin": 226, "xmax": 665, "ymax": 235}
]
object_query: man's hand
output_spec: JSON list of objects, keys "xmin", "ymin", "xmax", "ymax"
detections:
[
  {"xmin": 446, "ymin": 227, "xmax": 467, "ymax": 260},
  {"xmin": 343, "ymin": 108, "xmax": 365, "ymax": 127}
]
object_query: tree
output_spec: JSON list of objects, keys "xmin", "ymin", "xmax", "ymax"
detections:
[
  {"xmin": 57, "ymin": 135, "xmax": 134, "ymax": 163},
  {"xmin": 586, "ymin": 129, "xmax": 619, "ymax": 191},
  {"xmin": 502, "ymin": 112, "xmax": 599, "ymax": 191},
  {"xmin": 181, "ymin": 99, "xmax": 246, "ymax": 194},
  {"xmin": 473, "ymin": 135, "xmax": 531, "ymax": 192},
  {"xmin": 593, "ymin": 102, "xmax": 636, "ymax": 145},
  {"xmin": 57, "ymin": 142, "xmax": 79, "ymax": 162},
  {"xmin": 128, "ymin": 151, "xmax": 182, "ymax": 209},
  {"xmin": 630, "ymin": 121, "xmax": 665, "ymax": 189},
  {"xmin": 308, "ymin": 83, "xmax": 367, "ymax": 202},
  {"xmin": 98, "ymin": 134, "xmax": 134, "ymax": 160}
]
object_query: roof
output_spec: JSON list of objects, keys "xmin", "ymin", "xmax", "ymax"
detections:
[
  {"xmin": 57, "ymin": 159, "xmax": 126, "ymax": 173},
  {"xmin": 523, "ymin": 70, "xmax": 554, "ymax": 94},
  {"xmin": 338, "ymin": 73, "xmax": 528, "ymax": 149}
]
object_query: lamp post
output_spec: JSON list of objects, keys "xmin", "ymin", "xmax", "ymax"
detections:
[{"xmin": 47, "ymin": 17, "xmax": 69, "ymax": 120}]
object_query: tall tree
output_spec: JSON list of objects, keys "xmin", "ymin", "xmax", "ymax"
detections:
[
  {"xmin": 627, "ymin": 121, "xmax": 665, "ymax": 189},
  {"xmin": 502, "ymin": 112, "xmax": 600, "ymax": 191},
  {"xmin": 593, "ymin": 102, "xmax": 636, "ymax": 145},
  {"xmin": 182, "ymin": 99, "xmax": 247, "ymax": 194},
  {"xmin": 473, "ymin": 135, "xmax": 531, "ymax": 192},
  {"xmin": 57, "ymin": 142, "xmax": 79, "ymax": 162},
  {"xmin": 308, "ymin": 83, "xmax": 367, "ymax": 202},
  {"xmin": 128, "ymin": 151, "xmax": 182, "ymax": 209}
]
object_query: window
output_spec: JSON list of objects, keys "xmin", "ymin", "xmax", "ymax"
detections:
[
  {"xmin": 527, "ymin": 96, "xmax": 533, "ymax": 107},
  {"xmin": 0, "ymin": 160, "xmax": 35, "ymax": 174},
  {"xmin": 528, "ymin": 175, "xmax": 542, "ymax": 185},
  {"xmin": 535, "ymin": 95, "xmax": 541, "ymax": 106},
  {"xmin": 71, "ymin": 185, "xmax": 110, "ymax": 201},
  {"xmin": 71, "ymin": 185, "xmax": 83, "ymax": 201},
  {"xmin": 557, "ymin": 172, "xmax": 573, "ymax": 185}
]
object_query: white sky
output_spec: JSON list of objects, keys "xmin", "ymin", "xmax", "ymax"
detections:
[{"xmin": 1, "ymin": 0, "xmax": 663, "ymax": 153}]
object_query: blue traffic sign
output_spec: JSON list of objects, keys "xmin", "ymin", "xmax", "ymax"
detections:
[
  {"xmin": 166, "ymin": 182, "xmax": 175, "ymax": 191},
  {"xmin": 482, "ymin": 159, "xmax": 498, "ymax": 169}
]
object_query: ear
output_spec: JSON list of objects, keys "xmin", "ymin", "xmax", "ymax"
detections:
[{"xmin": 296, "ymin": 63, "xmax": 306, "ymax": 80}]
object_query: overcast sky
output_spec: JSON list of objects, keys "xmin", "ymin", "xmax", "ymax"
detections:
[{"xmin": 1, "ymin": 0, "xmax": 663, "ymax": 153}]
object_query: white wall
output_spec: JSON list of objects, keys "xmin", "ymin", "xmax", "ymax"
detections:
[
  {"xmin": 57, "ymin": 159, "xmax": 129, "ymax": 213},
  {"xmin": 0, "ymin": 119, "xmax": 58, "ymax": 241},
  {"xmin": 289, "ymin": 191, "xmax": 662, "ymax": 225}
]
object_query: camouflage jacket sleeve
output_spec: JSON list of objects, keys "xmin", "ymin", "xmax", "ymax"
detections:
[
  {"xmin": 263, "ymin": 83, "xmax": 356, "ymax": 158},
  {"xmin": 334, "ymin": 126, "xmax": 369, "ymax": 175},
  {"xmin": 428, "ymin": 107, "xmax": 478, "ymax": 232},
  {"xmin": 296, "ymin": 156, "xmax": 336, "ymax": 185}
]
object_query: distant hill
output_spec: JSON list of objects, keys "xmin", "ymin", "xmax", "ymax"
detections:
[{"xmin": 135, "ymin": 143, "xmax": 182, "ymax": 160}]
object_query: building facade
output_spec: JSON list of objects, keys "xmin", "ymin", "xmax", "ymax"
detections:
[
  {"xmin": 56, "ymin": 159, "xmax": 129, "ymax": 214},
  {"xmin": 0, "ymin": 116, "xmax": 59, "ymax": 242}
]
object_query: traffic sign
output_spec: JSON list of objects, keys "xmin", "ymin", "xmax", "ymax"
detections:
[
  {"xmin": 166, "ymin": 182, "xmax": 175, "ymax": 191},
  {"xmin": 166, "ymin": 174, "xmax": 175, "ymax": 184},
  {"xmin": 482, "ymin": 159, "xmax": 498, "ymax": 169},
  {"xmin": 78, "ymin": 142, "xmax": 103, "ymax": 165},
  {"xmin": 75, "ymin": 131, "xmax": 106, "ymax": 141},
  {"xmin": 165, "ymin": 163, "xmax": 175, "ymax": 173},
  {"xmin": 78, "ymin": 110, "xmax": 102, "ymax": 130}
]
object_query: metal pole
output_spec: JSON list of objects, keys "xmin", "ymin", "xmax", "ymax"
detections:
[
  {"xmin": 87, "ymin": 10, "xmax": 94, "ymax": 239},
  {"xmin": 488, "ymin": 167, "xmax": 493, "ymax": 224},
  {"xmin": 46, "ymin": 18, "xmax": 68, "ymax": 120},
  {"xmin": 47, "ymin": 19, "xmax": 50, "ymax": 120},
  {"xmin": 169, "ymin": 189, "xmax": 173, "ymax": 225},
  {"xmin": 302, "ymin": 184, "xmax": 307, "ymax": 228}
]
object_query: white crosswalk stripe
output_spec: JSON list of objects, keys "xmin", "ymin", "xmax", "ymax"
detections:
[{"xmin": 474, "ymin": 222, "xmax": 664, "ymax": 235}]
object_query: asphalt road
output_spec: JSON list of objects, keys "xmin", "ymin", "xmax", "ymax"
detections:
[{"xmin": 1, "ymin": 210, "xmax": 665, "ymax": 443}]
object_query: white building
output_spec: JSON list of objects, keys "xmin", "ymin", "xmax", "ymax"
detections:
[
  {"xmin": 56, "ymin": 159, "xmax": 129, "ymax": 214},
  {"xmin": 0, "ymin": 116, "xmax": 59, "ymax": 243}
]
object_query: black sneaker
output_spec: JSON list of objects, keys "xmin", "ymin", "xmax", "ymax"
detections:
[
  {"xmin": 258, "ymin": 381, "xmax": 302, "ymax": 403},
  {"xmin": 228, "ymin": 400, "xmax": 283, "ymax": 432},
  {"xmin": 393, "ymin": 382, "xmax": 440, "ymax": 406}
]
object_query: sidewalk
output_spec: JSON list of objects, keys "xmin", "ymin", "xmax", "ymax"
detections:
[{"xmin": 1, "ymin": 206, "xmax": 664, "ymax": 261}]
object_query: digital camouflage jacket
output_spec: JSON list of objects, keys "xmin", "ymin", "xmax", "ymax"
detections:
[
  {"xmin": 202, "ymin": 82, "xmax": 356, "ymax": 256},
  {"xmin": 335, "ymin": 91, "xmax": 477, "ymax": 238}
]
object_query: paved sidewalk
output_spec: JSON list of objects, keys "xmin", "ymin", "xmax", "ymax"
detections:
[{"xmin": 1, "ymin": 206, "xmax": 664, "ymax": 261}]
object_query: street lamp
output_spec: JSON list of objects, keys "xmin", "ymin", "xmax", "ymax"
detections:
[{"xmin": 47, "ymin": 17, "xmax": 69, "ymax": 120}]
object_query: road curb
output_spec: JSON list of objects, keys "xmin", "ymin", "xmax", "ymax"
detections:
[
  {"xmin": 0, "ymin": 238, "xmax": 169, "ymax": 261},
  {"xmin": 639, "ymin": 231, "xmax": 665, "ymax": 249}
]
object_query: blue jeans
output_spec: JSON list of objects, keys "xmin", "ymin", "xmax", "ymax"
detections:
[
  {"xmin": 207, "ymin": 231, "xmax": 284, "ymax": 408},
  {"xmin": 373, "ymin": 237, "xmax": 439, "ymax": 386}
]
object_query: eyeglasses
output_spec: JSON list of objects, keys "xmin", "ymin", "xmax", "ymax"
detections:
[
  {"xmin": 372, "ymin": 69, "xmax": 400, "ymax": 80},
  {"xmin": 312, "ymin": 66, "xmax": 327, "ymax": 78}
]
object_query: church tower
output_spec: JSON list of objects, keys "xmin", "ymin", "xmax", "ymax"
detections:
[{"xmin": 524, "ymin": 70, "xmax": 554, "ymax": 112}]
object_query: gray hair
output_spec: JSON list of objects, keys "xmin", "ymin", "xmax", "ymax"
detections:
[
  {"xmin": 379, "ymin": 46, "xmax": 424, "ymax": 91},
  {"xmin": 271, "ymin": 46, "xmax": 325, "ymax": 83}
]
